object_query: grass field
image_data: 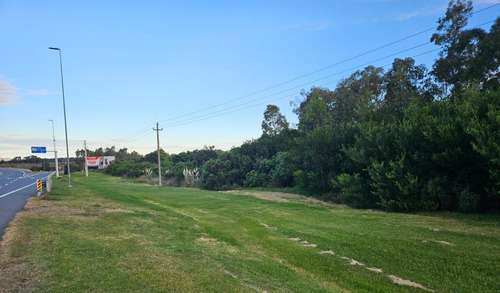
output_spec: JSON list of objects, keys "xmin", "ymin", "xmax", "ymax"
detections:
[{"xmin": 1, "ymin": 172, "xmax": 499, "ymax": 292}]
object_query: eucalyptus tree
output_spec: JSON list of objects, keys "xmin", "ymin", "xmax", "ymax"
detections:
[
  {"xmin": 261, "ymin": 104, "xmax": 289, "ymax": 136},
  {"xmin": 431, "ymin": 0, "xmax": 486, "ymax": 100}
]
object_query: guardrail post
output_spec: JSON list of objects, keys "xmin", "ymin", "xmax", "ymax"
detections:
[{"xmin": 47, "ymin": 178, "xmax": 52, "ymax": 193}]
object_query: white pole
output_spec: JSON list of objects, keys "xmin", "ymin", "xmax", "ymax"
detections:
[
  {"xmin": 49, "ymin": 119, "xmax": 60, "ymax": 177},
  {"xmin": 49, "ymin": 47, "xmax": 71, "ymax": 187},
  {"xmin": 54, "ymin": 151, "xmax": 59, "ymax": 177}
]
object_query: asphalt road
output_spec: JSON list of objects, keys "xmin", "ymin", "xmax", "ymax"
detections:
[{"xmin": 0, "ymin": 168, "xmax": 52, "ymax": 241}]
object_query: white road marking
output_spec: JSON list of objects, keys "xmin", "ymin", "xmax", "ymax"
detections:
[{"xmin": 0, "ymin": 182, "xmax": 36, "ymax": 199}]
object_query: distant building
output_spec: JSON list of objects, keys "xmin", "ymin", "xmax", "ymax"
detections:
[{"xmin": 86, "ymin": 156, "xmax": 115, "ymax": 169}]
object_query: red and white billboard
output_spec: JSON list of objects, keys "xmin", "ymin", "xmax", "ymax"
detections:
[{"xmin": 86, "ymin": 156, "xmax": 115, "ymax": 169}]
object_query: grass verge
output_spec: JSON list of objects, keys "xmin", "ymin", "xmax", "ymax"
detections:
[{"xmin": 1, "ymin": 172, "xmax": 499, "ymax": 292}]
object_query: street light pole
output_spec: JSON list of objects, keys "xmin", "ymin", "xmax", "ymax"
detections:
[
  {"xmin": 49, "ymin": 47, "xmax": 72, "ymax": 187},
  {"xmin": 48, "ymin": 119, "xmax": 60, "ymax": 178}
]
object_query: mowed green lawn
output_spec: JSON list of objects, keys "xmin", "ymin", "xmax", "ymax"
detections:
[{"xmin": 1, "ymin": 172, "xmax": 499, "ymax": 292}]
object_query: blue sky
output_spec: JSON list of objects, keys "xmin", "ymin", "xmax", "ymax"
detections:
[{"xmin": 1, "ymin": 0, "xmax": 499, "ymax": 160}]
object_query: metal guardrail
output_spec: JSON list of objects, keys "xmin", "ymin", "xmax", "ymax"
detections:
[{"xmin": 45, "ymin": 171, "xmax": 55, "ymax": 193}]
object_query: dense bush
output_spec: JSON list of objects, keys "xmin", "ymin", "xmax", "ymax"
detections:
[{"xmin": 105, "ymin": 160, "xmax": 155, "ymax": 178}]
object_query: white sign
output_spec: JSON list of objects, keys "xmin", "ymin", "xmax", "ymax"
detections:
[{"xmin": 86, "ymin": 156, "xmax": 115, "ymax": 169}]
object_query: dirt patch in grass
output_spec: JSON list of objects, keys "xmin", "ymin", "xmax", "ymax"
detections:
[
  {"xmin": 197, "ymin": 237, "xmax": 218, "ymax": 242},
  {"xmin": 225, "ymin": 191, "xmax": 293, "ymax": 203},
  {"xmin": 435, "ymin": 240, "xmax": 453, "ymax": 246},
  {"xmin": 260, "ymin": 223, "xmax": 277, "ymax": 230},
  {"xmin": 300, "ymin": 240, "xmax": 317, "ymax": 248},
  {"xmin": 422, "ymin": 239, "xmax": 454, "ymax": 246},
  {"xmin": 289, "ymin": 237, "xmax": 317, "ymax": 247},
  {"xmin": 366, "ymin": 267, "xmax": 383, "ymax": 273},
  {"xmin": 224, "ymin": 270, "xmax": 238, "ymax": 279},
  {"xmin": 196, "ymin": 236, "xmax": 238, "ymax": 254},
  {"xmin": 24, "ymin": 205, "xmax": 86, "ymax": 215},
  {"xmin": 104, "ymin": 208, "xmax": 134, "ymax": 213},
  {"xmin": 225, "ymin": 190, "xmax": 348, "ymax": 208},
  {"xmin": 389, "ymin": 275, "xmax": 434, "ymax": 292},
  {"xmin": 341, "ymin": 256, "xmax": 364, "ymax": 266}
]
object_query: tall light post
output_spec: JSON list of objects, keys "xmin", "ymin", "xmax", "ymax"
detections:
[
  {"xmin": 48, "ymin": 119, "xmax": 60, "ymax": 178},
  {"xmin": 49, "ymin": 47, "xmax": 72, "ymax": 187}
]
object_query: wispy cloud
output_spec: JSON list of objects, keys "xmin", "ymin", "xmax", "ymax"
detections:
[
  {"xmin": 26, "ymin": 89, "xmax": 49, "ymax": 96},
  {"xmin": 346, "ymin": 4, "xmax": 446, "ymax": 26},
  {"xmin": 0, "ymin": 77, "xmax": 20, "ymax": 106},
  {"xmin": 394, "ymin": 5, "xmax": 446, "ymax": 21}
]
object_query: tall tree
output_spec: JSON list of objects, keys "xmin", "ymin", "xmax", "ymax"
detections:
[
  {"xmin": 104, "ymin": 146, "xmax": 117, "ymax": 156},
  {"xmin": 340, "ymin": 65, "xmax": 386, "ymax": 106},
  {"xmin": 332, "ymin": 66, "xmax": 386, "ymax": 124},
  {"xmin": 383, "ymin": 58, "xmax": 427, "ymax": 120},
  {"xmin": 293, "ymin": 87, "xmax": 335, "ymax": 122},
  {"xmin": 296, "ymin": 94, "xmax": 332, "ymax": 132},
  {"xmin": 294, "ymin": 67, "xmax": 385, "ymax": 128},
  {"xmin": 261, "ymin": 104, "xmax": 289, "ymax": 136},
  {"xmin": 466, "ymin": 17, "xmax": 500, "ymax": 91},
  {"xmin": 430, "ymin": 0, "xmax": 486, "ymax": 100}
]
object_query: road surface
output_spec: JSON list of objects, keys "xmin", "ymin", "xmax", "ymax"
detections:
[{"xmin": 0, "ymin": 168, "xmax": 52, "ymax": 241}]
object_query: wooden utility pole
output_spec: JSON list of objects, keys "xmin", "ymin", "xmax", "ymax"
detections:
[
  {"xmin": 153, "ymin": 122, "xmax": 163, "ymax": 186},
  {"xmin": 84, "ymin": 140, "xmax": 88, "ymax": 177}
]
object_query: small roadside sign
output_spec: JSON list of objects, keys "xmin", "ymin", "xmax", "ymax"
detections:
[
  {"xmin": 31, "ymin": 146, "xmax": 47, "ymax": 153},
  {"xmin": 37, "ymin": 179, "xmax": 42, "ymax": 196}
]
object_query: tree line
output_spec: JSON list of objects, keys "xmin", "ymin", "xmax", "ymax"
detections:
[{"xmin": 79, "ymin": 0, "xmax": 498, "ymax": 212}]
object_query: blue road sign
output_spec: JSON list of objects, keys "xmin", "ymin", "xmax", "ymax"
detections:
[{"xmin": 31, "ymin": 146, "xmax": 47, "ymax": 153}]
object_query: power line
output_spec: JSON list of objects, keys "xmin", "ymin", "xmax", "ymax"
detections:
[
  {"xmin": 114, "ymin": 122, "xmax": 156, "ymax": 142},
  {"xmin": 158, "ymin": 29, "xmax": 436, "ymax": 126},
  {"xmin": 160, "ymin": 10, "xmax": 495, "ymax": 129},
  {"xmin": 156, "ymin": 3, "xmax": 499, "ymax": 125},
  {"xmin": 160, "ymin": 41, "xmax": 435, "ymax": 128},
  {"xmin": 116, "ymin": 18, "xmax": 492, "ymax": 139},
  {"xmin": 113, "ymin": 7, "xmax": 499, "ymax": 142},
  {"xmin": 156, "ymin": 19, "xmax": 495, "ymax": 129},
  {"xmin": 162, "ymin": 48, "xmax": 442, "ymax": 129},
  {"xmin": 116, "ymin": 129, "xmax": 154, "ymax": 143},
  {"xmin": 474, "ymin": 3, "xmax": 499, "ymax": 14}
]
